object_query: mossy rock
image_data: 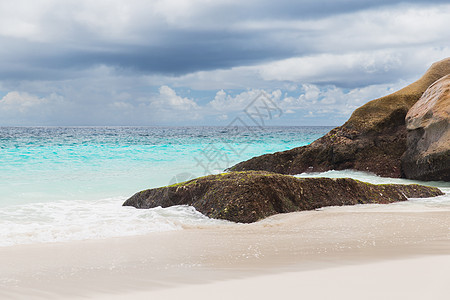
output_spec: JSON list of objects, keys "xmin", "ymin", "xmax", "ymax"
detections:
[{"xmin": 123, "ymin": 171, "xmax": 443, "ymax": 223}]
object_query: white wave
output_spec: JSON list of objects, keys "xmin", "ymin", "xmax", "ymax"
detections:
[
  {"xmin": 295, "ymin": 170, "xmax": 450, "ymax": 212},
  {"xmin": 0, "ymin": 198, "xmax": 227, "ymax": 247},
  {"xmin": 295, "ymin": 169, "xmax": 450, "ymax": 187},
  {"xmin": 1, "ymin": 170, "xmax": 448, "ymax": 247}
]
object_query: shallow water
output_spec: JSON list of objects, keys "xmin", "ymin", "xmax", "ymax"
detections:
[
  {"xmin": 0, "ymin": 126, "xmax": 329, "ymax": 246},
  {"xmin": 0, "ymin": 126, "xmax": 448, "ymax": 247}
]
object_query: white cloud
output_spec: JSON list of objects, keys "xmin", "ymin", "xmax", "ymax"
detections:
[
  {"xmin": 208, "ymin": 89, "xmax": 282, "ymax": 112},
  {"xmin": 279, "ymin": 81, "xmax": 405, "ymax": 118},
  {"xmin": 202, "ymin": 81, "xmax": 407, "ymax": 122},
  {"xmin": 0, "ymin": 86, "xmax": 202, "ymax": 125},
  {"xmin": 0, "ymin": 91, "xmax": 68, "ymax": 125},
  {"xmin": 0, "ymin": 80, "xmax": 411, "ymax": 126},
  {"xmin": 121, "ymin": 85, "xmax": 203, "ymax": 123},
  {"xmin": 150, "ymin": 85, "xmax": 199, "ymax": 111},
  {"xmin": 0, "ymin": 91, "xmax": 49, "ymax": 113},
  {"xmin": 203, "ymin": 83, "xmax": 402, "ymax": 124},
  {"xmin": 257, "ymin": 51, "xmax": 403, "ymax": 83}
]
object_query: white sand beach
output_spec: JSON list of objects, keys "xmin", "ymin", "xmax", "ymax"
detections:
[
  {"xmin": 1, "ymin": 1, "xmax": 450, "ymax": 299},
  {"xmin": 1, "ymin": 207, "xmax": 449, "ymax": 300},
  {"xmin": 100, "ymin": 255, "xmax": 450, "ymax": 300}
]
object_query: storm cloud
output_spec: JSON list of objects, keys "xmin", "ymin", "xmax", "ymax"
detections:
[{"xmin": 0, "ymin": 0, "xmax": 449, "ymax": 125}]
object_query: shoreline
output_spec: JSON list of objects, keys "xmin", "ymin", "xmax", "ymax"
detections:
[{"xmin": 1, "ymin": 208, "xmax": 449, "ymax": 299}]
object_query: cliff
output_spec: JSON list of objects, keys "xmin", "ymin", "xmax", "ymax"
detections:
[{"xmin": 230, "ymin": 58, "xmax": 450, "ymax": 180}]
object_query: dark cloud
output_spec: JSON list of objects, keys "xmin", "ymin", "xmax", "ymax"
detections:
[
  {"xmin": 1, "ymin": 28, "xmax": 300, "ymax": 79},
  {"xmin": 0, "ymin": 0, "xmax": 449, "ymax": 125},
  {"xmin": 190, "ymin": 0, "xmax": 449, "ymax": 21},
  {"xmin": 1, "ymin": 0, "xmax": 447, "ymax": 81}
]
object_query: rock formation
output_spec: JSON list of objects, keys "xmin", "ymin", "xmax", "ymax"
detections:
[
  {"xmin": 123, "ymin": 171, "xmax": 443, "ymax": 223},
  {"xmin": 230, "ymin": 58, "xmax": 450, "ymax": 179},
  {"xmin": 401, "ymin": 75, "xmax": 450, "ymax": 181}
]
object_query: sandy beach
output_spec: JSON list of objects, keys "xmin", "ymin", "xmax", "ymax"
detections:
[
  {"xmin": 1, "ymin": 0, "xmax": 450, "ymax": 299},
  {"xmin": 1, "ymin": 206, "xmax": 449, "ymax": 300},
  {"xmin": 101, "ymin": 255, "xmax": 450, "ymax": 300}
]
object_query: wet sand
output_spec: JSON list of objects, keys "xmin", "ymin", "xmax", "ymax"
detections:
[{"xmin": 1, "ymin": 208, "xmax": 449, "ymax": 299}]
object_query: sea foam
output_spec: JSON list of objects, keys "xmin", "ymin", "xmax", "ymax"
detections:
[
  {"xmin": 296, "ymin": 170, "xmax": 450, "ymax": 212},
  {"xmin": 0, "ymin": 198, "xmax": 228, "ymax": 247}
]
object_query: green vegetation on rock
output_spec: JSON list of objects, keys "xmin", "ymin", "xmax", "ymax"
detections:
[{"xmin": 123, "ymin": 171, "xmax": 443, "ymax": 223}]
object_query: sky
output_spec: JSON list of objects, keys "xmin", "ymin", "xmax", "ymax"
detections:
[{"xmin": 0, "ymin": 0, "xmax": 449, "ymax": 126}]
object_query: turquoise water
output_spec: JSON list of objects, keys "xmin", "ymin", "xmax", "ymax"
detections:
[
  {"xmin": 0, "ymin": 126, "xmax": 332, "ymax": 246},
  {"xmin": 0, "ymin": 126, "xmax": 331, "ymax": 205},
  {"xmin": 1, "ymin": 126, "xmax": 448, "ymax": 247}
]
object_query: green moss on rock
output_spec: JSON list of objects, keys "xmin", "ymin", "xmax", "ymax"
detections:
[{"xmin": 123, "ymin": 171, "xmax": 443, "ymax": 223}]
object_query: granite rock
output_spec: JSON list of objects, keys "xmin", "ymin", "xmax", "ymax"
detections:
[
  {"xmin": 401, "ymin": 75, "xmax": 450, "ymax": 181},
  {"xmin": 230, "ymin": 58, "xmax": 450, "ymax": 179}
]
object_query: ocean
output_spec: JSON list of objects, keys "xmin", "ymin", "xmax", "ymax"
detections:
[{"xmin": 1, "ymin": 126, "xmax": 449, "ymax": 247}]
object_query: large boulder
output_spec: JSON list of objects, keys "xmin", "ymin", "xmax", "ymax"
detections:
[
  {"xmin": 230, "ymin": 58, "xmax": 450, "ymax": 179},
  {"xmin": 123, "ymin": 171, "xmax": 443, "ymax": 223},
  {"xmin": 401, "ymin": 75, "xmax": 450, "ymax": 181}
]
